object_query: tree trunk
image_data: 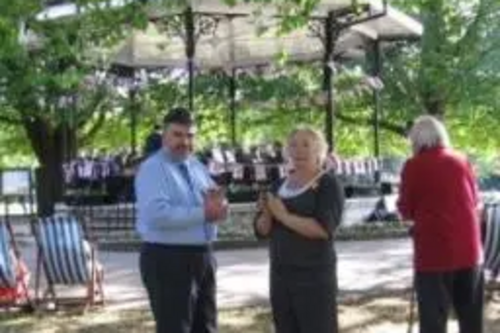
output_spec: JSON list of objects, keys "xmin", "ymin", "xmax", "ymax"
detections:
[
  {"xmin": 423, "ymin": 93, "xmax": 446, "ymax": 118},
  {"xmin": 23, "ymin": 116, "xmax": 77, "ymax": 217},
  {"xmin": 35, "ymin": 158, "xmax": 63, "ymax": 217},
  {"xmin": 419, "ymin": 0, "xmax": 448, "ymax": 118}
]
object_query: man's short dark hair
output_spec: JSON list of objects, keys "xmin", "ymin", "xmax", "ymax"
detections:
[{"xmin": 163, "ymin": 107, "xmax": 193, "ymax": 127}]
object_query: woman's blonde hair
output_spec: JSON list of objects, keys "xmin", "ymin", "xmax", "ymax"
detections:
[
  {"xmin": 408, "ymin": 115, "xmax": 451, "ymax": 154},
  {"xmin": 285, "ymin": 126, "xmax": 329, "ymax": 166}
]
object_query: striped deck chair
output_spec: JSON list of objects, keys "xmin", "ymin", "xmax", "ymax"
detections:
[
  {"xmin": 33, "ymin": 215, "xmax": 104, "ymax": 310},
  {"xmin": 0, "ymin": 219, "xmax": 32, "ymax": 311},
  {"xmin": 482, "ymin": 203, "xmax": 500, "ymax": 300}
]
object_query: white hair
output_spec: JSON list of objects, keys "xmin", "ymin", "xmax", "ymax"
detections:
[
  {"xmin": 408, "ymin": 115, "xmax": 451, "ymax": 154},
  {"xmin": 286, "ymin": 126, "xmax": 328, "ymax": 166}
]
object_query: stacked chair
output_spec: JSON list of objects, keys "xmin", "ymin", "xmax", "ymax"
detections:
[{"xmin": 482, "ymin": 203, "xmax": 500, "ymax": 300}]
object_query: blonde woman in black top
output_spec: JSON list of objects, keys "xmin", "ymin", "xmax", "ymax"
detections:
[{"xmin": 255, "ymin": 126, "xmax": 345, "ymax": 333}]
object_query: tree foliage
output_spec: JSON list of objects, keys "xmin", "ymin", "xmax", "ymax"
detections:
[
  {"xmin": 0, "ymin": 0, "xmax": 150, "ymax": 213},
  {"xmin": 0, "ymin": 0, "xmax": 149, "ymax": 155},
  {"xmin": 382, "ymin": 0, "xmax": 500, "ymax": 152},
  {"xmin": 0, "ymin": 0, "xmax": 499, "ymax": 173}
]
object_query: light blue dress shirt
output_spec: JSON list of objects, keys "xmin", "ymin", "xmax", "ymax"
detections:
[{"xmin": 135, "ymin": 149, "xmax": 217, "ymax": 245}]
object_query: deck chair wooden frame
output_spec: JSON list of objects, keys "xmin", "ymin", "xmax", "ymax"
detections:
[
  {"xmin": 0, "ymin": 218, "xmax": 33, "ymax": 312},
  {"xmin": 33, "ymin": 215, "xmax": 104, "ymax": 311},
  {"xmin": 482, "ymin": 203, "xmax": 500, "ymax": 301}
]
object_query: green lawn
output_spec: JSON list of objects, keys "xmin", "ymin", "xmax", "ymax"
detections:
[{"xmin": 1, "ymin": 295, "xmax": 499, "ymax": 333}]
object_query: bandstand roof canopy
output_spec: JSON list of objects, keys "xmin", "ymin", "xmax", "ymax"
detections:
[{"xmin": 35, "ymin": 0, "xmax": 423, "ymax": 70}]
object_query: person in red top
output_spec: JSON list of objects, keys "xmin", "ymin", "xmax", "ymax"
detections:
[{"xmin": 398, "ymin": 115, "xmax": 483, "ymax": 333}]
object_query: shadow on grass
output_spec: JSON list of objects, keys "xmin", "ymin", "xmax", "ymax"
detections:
[
  {"xmin": 0, "ymin": 294, "xmax": 498, "ymax": 333},
  {"xmin": 0, "ymin": 309, "xmax": 153, "ymax": 333},
  {"xmin": 0, "ymin": 308, "xmax": 272, "ymax": 333}
]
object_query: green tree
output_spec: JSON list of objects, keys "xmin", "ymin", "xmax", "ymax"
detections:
[
  {"xmin": 2, "ymin": 0, "xmax": 499, "ymax": 204},
  {"xmin": 383, "ymin": 0, "xmax": 500, "ymax": 124},
  {"xmin": 326, "ymin": 0, "xmax": 500, "ymax": 154},
  {"xmin": 0, "ymin": 0, "xmax": 148, "ymax": 214}
]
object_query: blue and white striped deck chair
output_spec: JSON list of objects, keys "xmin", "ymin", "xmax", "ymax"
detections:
[
  {"xmin": 34, "ymin": 215, "xmax": 104, "ymax": 309},
  {"xmin": 0, "ymin": 219, "xmax": 32, "ymax": 310},
  {"xmin": 0, "ymin": 221, "xmax": 16, "ymax": 291},
  {"xmin": 482, "ymin": 203, "xmax": 500, "ymax": 299}
]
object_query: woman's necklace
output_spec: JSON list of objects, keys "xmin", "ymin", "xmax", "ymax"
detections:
[
  {"xmin": 286, "ymin": 169, "xmax": 321, "ymax": 190},
  {"xmin": 280, "ymin": 170, "xmax": 321, "ymax": 199}
]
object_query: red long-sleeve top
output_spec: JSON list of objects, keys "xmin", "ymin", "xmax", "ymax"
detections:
[{"xmin": 397, "ymin": 147, "xmax": 482, "ymax": 272}]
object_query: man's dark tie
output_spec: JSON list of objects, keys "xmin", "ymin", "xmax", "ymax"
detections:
[{"xmin": 178, "ymin": 163, "xmax": 193, "ymax": 190}]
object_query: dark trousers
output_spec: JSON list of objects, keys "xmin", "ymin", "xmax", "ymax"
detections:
[
  {"xmin": 139, "ymin": 243, "xmax": 217, "ymax": 333},
  {"xmin": 270, "ymin": 265, "xmax": 338, "ymax": 333},
  {"xmin": 416, "ymin": 266, "xmax": 484, "ymax": 333}
]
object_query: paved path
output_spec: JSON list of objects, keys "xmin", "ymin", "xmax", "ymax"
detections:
[{"xmin": 17, "ymin": 238, "xmax": 412, "ymax": 310}]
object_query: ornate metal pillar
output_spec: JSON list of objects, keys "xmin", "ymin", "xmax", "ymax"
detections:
[{"xmin": 184, "ymin": 7, "xmax": 195, "ymax": 112}]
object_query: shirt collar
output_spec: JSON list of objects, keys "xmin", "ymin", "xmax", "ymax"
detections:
[
  {"xmin": 161, "ymin": 147, "xmax": 191, "ymax": 166},
  {"xmin": 420, "ymin": 145, "xmax": 446, "ymax": 154}
]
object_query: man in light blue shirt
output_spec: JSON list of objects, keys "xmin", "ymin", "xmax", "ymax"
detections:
[{"xmin": 136, "ymin": 107, "xmax": 227, "ymax": 333}]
